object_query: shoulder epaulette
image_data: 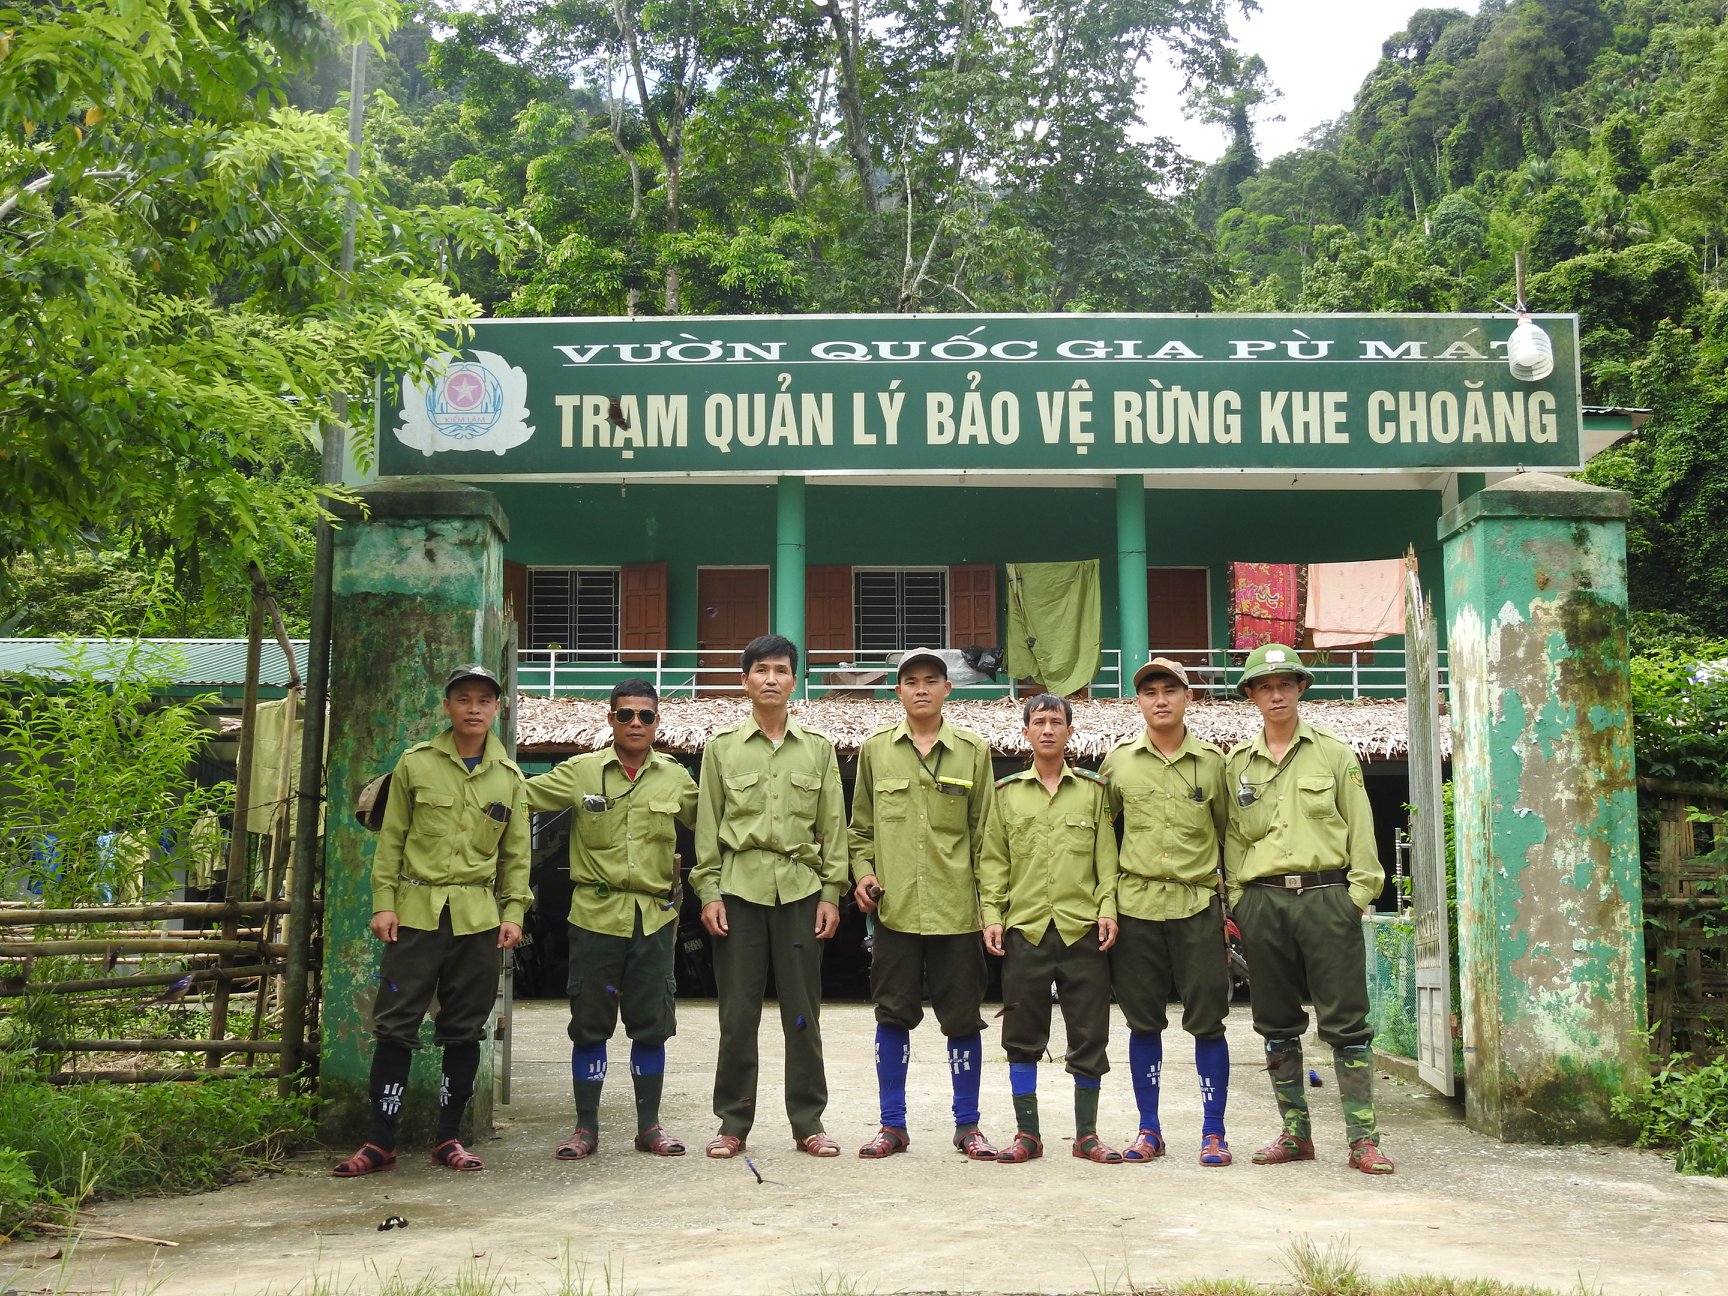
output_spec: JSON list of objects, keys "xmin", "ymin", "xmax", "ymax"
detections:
[
  {"xmin": 949, "ymin": 724, "xmax": 990, "ymax": 751},
  {"xmin": 863, "ymin": 722, "xmax": 899, "ymax": 742},
  {"xmin": 1226, "ymin": 739, "xmax": 1255, "ymax": 759},
  {"xmin": 1074, "ymin": 766, "xmax": 1107, "ymax": 786},
  {"xmin": 496, "ymin": 756, "xmax": 525, "ymax": 778},
  {"xmin": 994, "ymin": 769, "xmax": 1033, "ymax": 789},
  {"xmin": 711, "ymin": 721, "xmax": 747, "ymax": 739},
  {"xmin": 1192, "ymin": 737, "xmax": 1227, "ymax": 758},
  {"xmin": 404, "ymin": 740, "xmax": 436, "ymax": 755}
]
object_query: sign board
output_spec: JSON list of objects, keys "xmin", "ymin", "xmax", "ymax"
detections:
[{"xmin": 377, "ymin": 313, "xmax": 1583, "ymax": 478}]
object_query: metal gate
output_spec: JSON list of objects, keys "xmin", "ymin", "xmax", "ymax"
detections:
[{"xmin": 1405, "ymin": 557, "xmax": 1455, "ymax": 1095}]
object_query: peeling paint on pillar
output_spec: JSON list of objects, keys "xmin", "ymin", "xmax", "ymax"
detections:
[
  {"xmin": 318, "ymin": 479, "xmax": 512, "ymax": 1146},
  {"xmin": 1440, "ymin": 473, "xmax": 1644, "ymax": 1143}
]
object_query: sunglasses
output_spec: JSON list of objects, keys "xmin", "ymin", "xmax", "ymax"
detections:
[{"xmin": 612, "ymin": 707, "xmax": 659, "ymax": 724}]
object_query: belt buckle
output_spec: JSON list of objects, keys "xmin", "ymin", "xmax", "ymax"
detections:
[
  {"xmin": 593, "ymin": 881, "xmax": 613, "ymax": 898},
  {"xmin": 1282, "ymin": 875, "xmax": 1303, "ymax": 891}
]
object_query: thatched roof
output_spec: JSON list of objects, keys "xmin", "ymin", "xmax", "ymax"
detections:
[{"xmin": 514, "ymin": 695, "xmax": 1446, "ymax": 763}]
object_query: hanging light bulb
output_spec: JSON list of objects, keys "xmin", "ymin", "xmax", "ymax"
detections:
[{"xmin": 1507, "ymin": 315, "xmax": 1554, "ymax": 382}]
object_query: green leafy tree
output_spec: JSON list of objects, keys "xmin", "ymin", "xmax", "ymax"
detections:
[{"xmin": 0, "ymin": 0, "xmax": 520, "ymax": 603}]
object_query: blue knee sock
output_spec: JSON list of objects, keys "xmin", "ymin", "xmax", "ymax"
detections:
[
  {"xmin": 629, "ymin": 1041, "xmax": 665, "ymax": 1077},
  {"xmin": 572, "ymin": 1041, "xmax": 608, "ymax": 1083},
  {"xmin": 1196, "ymin": 1034, "xmax": 1230, "ymax": 1138},
  {"xmin": 1009, "ymin": 1061, "xmax": 1038, "ymax": 1096},
  {"xmin": 947, "ymin": 1031, "xmax": 983, "ymax": 1127},
  {"xmin": 875, "ymin": 1023, "xmax": 911, "ymax": 1129},
  {"xmin": 1128, "ymin": 1030, "xmax": 1163, "ymax": 1133}
]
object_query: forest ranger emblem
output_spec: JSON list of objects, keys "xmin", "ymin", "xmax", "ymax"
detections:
[{"xmin": 394, "ymin": 350, "xmax": 535, "ymax": 456}]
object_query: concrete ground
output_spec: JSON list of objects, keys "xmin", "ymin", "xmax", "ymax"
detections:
[{"xmin": 5, "ymin": 1001, "xmax": 1725, "ymax": 1296}]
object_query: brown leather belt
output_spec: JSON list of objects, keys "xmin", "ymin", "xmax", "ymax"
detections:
[{"xmin": 1247, "ymin": 869, "xmax": 1349, "ymax": 893}]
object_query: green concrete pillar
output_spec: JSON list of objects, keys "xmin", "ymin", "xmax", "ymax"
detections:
[
  {"xmin": 318, "ymin": 479, "xmax": 512, "ymax": 1145},
  {"xmin": 775, "ymin": 474, "xmax": 807, "ymax": 697},
  {"xmin": 1439, "ymin": 472, "xmax": 1644, "ymax": 1143},
  {"xmin": 1116, "ymin": 474, "xmax": 1149, "ymax": 698}
]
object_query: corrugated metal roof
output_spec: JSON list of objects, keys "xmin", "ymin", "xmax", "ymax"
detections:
[{"xmin": 0, "ymin": 638, "xmax": 310, "ymax": 688}]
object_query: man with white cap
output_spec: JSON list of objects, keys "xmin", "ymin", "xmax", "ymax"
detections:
[
  {"xmin": 1099, "ymin": 657, "xmax": 1233, "ymax": 1166},
  {"xmin": 849, "ymin": 648, "xmax": 998, "ymax": 1161},
  {"xmin": 1225, "ymin": 643, "xmax": 1393, "ymax": 1175}
]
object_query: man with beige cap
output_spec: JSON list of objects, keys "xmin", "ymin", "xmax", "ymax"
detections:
[{"xmin": 1099, "ymin": 657, "xmax": 1233, "ymax": 1166}]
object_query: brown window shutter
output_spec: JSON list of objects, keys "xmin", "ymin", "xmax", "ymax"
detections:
[
  {"xmin": 949, "ymin": 564, "xmax": 998, "ymax": 646},
  {"xmin": 503, "ymin": 560, "xmax": 528, "ymax": 647},
  {"xmin": 805, "ymin": 565, "xmax": 853, "ymax": 665},
  {"xmin": 620, "ymin": 563, "xmax": 668, "ymax": 662}
]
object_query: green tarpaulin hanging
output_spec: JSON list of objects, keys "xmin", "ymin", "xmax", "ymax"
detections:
[{"xmin": 1005, "ymin": 561, "xmax": 1101, "ymax": 697}]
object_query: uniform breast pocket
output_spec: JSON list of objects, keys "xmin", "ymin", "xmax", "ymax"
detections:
[
  {"xmin": 409, "ymin": 790, "xmax": 456, "ymax": 837},
  {"xmin": 1121, "ymin": 788, "xmax": 1161, "ymax": 833},
  {"xmin": 1005, "ymin": 813, "xmax": 1042, "ymax": 854},
  {"xmin": 1173, "ymin": 793, "xmax": 1213, "ymax": 841},
  {"xmin": 643, "ymin": 799, "xmax": 683, "ymax": 844},
  {"xmin": 1065, "ymin": 815, "xmax": 1098, "ymax": 850},
  {"xmin": 1298, "ymin": 776, "xmax": 1339, "ymax": 820},
  {"xmin": 874, "ymin": 777, "xmax": 912, "ymax": 821},
  {"xmin": 787, "ymin": 770, "xmax": 823, "ymax": 815},
  {"xmin": 472, "ymin": 812, "xmax": 507, "ymax": 855},
  {"xmin": 577, "ymin": 804, "xmax": 625, "ymax": 851},
  {"xmin": 724, "ymin": 770, "xmax": 765, "ymax": 815}
]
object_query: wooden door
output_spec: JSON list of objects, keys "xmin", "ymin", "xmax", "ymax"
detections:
[
  {"xmin": 1147, "ymin": 567, "xmax": 1211, "ymax": 666},
  {"xmin": 949, "ymin": 564, "xmax": 998, "ymax": 647},
  {"xmin": 620, "ymin": 562, "xmax": 669, "ymax": 663},
  {"xmin": 805, "ymin": 565, "xmax": 853, "ymax": 666},
  {"xmin": 697, "ymin": 567, "xmax": 770, "ymax": 690}
]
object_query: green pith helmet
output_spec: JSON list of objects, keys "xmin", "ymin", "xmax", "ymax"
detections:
[{"xmin": 1236, "ymin": 643, "xmax": 1315, "ymax": 696}]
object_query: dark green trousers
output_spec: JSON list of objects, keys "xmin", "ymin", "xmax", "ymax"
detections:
[
  {"xmin": 711, "ymin": 892, "xmax": 827, "ymax": 1141},
  {"xmin": 870, "ymin": 924, "xmax": 988, "ymax": 1036},
  {"xmin": 1234, "ymin": 883, "xmax": 1372, "ymax": 1047},
  {"xmin": 565, "ymin": 911, "xmax": 677, "ymax": 1048},
  {"xmin": 372, "ymin": 908, "xmax": 499, "ymax": 1050},
  {"xmin": 1000, "ymin": 924, "xmax": 1111, "ymax": 1080},
  {"xmin": 1111, "ymin": 901, "xmax": 1232, "ymax": 1038}
]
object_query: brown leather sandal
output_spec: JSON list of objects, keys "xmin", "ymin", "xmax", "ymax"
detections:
[
  {"xmin": 952, "ymin": 1126, "xmax": 998, "ymax": 1161},
  {"xmin": 331, "ymin": 1143, "xmax": 395, "ymax": 1178},
  {"xmin": 1251, "ymin": 1132, "xmax": 1316, "ymax": 1164},
  {"xmin": 858, "ymin": 1126, "xmax": 910, "ymax": 1159},
  {"xmin": 555, "ymin": 1128, "xmax": 599, "ymax": 1160},
  {"xmin": 1123, "ymin": 1128, "xmax": 1166, "ymax": 1162},
  {"xmin": 705, "ymin": 1133, "xmax": 746, "ymax": 1159},
  {"xmin": 1072, "ymin": 1133, "xmax": 1125, "ymax": 1164},
  {"xmin": 997, "ymin": 1131, "xmax": 1043, "ymax": 1164},
  {"xmin": 797, "ymin": 1131, "xmax": 841, "ymax": 1157},
  {"xmin": 431, "ymin": 1139, "xmax": 485, "ymax": 1171},
  {"xmin": 1348, "ymin": 1138, "xmax": 1395, "ymax": 1174},
  {"xmin": 633, "ymin": 1126, "xmax": 686, "ymax": 1156}
]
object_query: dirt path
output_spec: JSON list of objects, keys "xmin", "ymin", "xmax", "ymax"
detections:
[{"xmin": 5, "ymin": 1002, "xmax": 1723, "ymax": 1296}]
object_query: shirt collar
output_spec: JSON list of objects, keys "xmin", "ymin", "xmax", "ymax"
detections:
[
  {"xmin": 740, "ymin": 714, "xmax": 804, "ymax": 745},
  {"xmin": 1131, "ymin": 725, "xmax": 1201, "ymax": 763},
  {"xmin": 891, "ymin": 718, "xmax": 956, "ymax": 751},
  {"xmin": 433, "ymin": 727, "xmax": 503, "ymax": 770},
  {"xmin": 1248, "ymin": 719, "xmax": 1316, "ymax": 763}
]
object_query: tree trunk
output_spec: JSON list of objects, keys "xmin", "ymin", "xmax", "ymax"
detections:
[{"xmin": 820, "ymin": 0, "xmax": 878, "ymax": 215}]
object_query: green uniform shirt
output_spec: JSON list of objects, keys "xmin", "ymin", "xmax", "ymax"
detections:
[
  {"xmin": 371, "ymin": 729, "xmax": 532, "ymax": 936},
  {"xmin": 978, "ymin": 765, "xmax": 1119, "ymax": 944},
  {"xmin": 847, "ymin": 719, "xmax": 995, "ymax": 936},
  {"xmin": 1099, "ymin": 728, "xmax": 1229, "ymax": 921},
  {"xmin": 1224, "ymin": 719, "xmax": 1384, "ymax": 911},
  {"xmin": 526, "ymin": 746, "xmax": 698, "ymax": 937},
  {"xmin": 692, "ymin": 717, "xmax": 848, "ymax": 907}
]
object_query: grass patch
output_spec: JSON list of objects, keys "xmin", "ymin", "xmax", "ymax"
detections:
[
  {"xmin": 1610, "ymin": 1049, "xmax": 1728, "ymax": 1175},
  {"xmin": 0, "ymin": 1050, "xmax": 313, "ymax": 1238}
]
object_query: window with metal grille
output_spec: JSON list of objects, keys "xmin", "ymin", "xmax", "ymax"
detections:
[
  {"xmin": 527, "ymin": 568, "xmax": 620, "ymax": 657},
  {"xmin": 854, "ymin": 568, "xmax": 947, "ymax": 656}
]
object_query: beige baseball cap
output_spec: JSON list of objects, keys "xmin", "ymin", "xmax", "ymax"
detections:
[{"xmin": 1132, "ymin": 657, "xmax": 1192, "ymax": 690}]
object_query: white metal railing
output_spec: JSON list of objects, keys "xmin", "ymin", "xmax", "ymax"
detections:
[{"xmin": 515, "ymin": 645, "xmax": 1441, "ymax": 701}]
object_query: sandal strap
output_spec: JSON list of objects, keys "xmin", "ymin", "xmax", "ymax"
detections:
[
  {"xmin": 1073, "ymin": 1133, "xmax": 1124, "ymax": 1163},
  {"xmin": 998, "ymin": 1131, "xmax": 1043, "ymax": 1164},
  {"xmin": 633, "ymin": 1125, "xmax": 686, "ymax": 1156},
  {"xmin": 1200, "ymin": 1133, "xmax": 1233, "ymax": 1166},
  {"xmin": 1123, "ymin": 1128, "xmax": 1166, "ymax": 1161},
  {"xmin": 952, "ymin": 1127, "xmax": 998, "ymax": 1160},
  {"xmin": 556, "ymin": 1128, "xmax": 599, "ymax": 1159},
  {"xmin": 705, "ymin": 1134, "xmax": 746, "ymax": 1159},
  {"xmin": 859, "ymin": 1126, "xmax": 910, "ymax": 1159},
  {"xmin": 431, "ymin": 1138, "xmax": 485, "ymax": 1171},
  {"xmin": 798, "ymin": 1132, "xmax": 841, "ymax": 1157},
  {"xmin": 332, "ymin": 1143, "xmax": 395, "ymax": 1178}
]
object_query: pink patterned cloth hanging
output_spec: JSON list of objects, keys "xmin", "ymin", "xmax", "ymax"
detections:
[{"xmin": 1231, "ymin": 562, "xmax": 1301, "ymax": 650}]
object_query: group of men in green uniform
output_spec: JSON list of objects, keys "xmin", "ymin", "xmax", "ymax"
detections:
[{"xmin": 333, "ymin": 635, "xmax": 1394, "ymax": 1178}]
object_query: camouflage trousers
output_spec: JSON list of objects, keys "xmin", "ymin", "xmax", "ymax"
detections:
[{"xmin": 1265, "ymin": 1036, "xmax": 1380, "ymax": 1145}]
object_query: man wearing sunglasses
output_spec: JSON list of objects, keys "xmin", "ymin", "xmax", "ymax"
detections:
[
  {"xmin": 1225, "ymin": 643, "xmax": 1392, "ymax": 1175},
  {"xmin": 525, "ymin": 679, "xmax": 697, "ymax": 1160}
]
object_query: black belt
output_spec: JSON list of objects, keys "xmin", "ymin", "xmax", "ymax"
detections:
[{"xmin": 1247, "ymin": 869, "xmax": 1348, "ymax": 893}]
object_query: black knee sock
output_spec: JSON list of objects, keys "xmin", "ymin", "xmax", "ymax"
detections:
[
  {"xmin": 367, "ymin": 1042, "xmax": 413, "ymax": 1151},
  {"xmin": 435, "ymin": 1041, "xmax": 481, "ymax": 1145}
]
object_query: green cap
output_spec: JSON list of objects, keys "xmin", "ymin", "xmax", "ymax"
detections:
[{"xmin": 1236, "ymin": 643, "xmax": 1314, "ymax": 695}]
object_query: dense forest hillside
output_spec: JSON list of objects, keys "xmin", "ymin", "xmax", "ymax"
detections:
[{"xmin": 6, "ymin": 0, "xmax": 1724, "ymax": 639}]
